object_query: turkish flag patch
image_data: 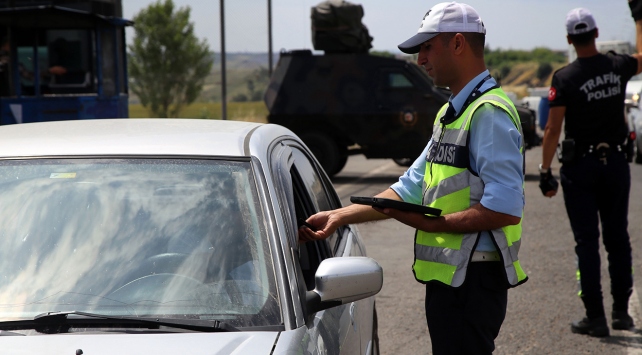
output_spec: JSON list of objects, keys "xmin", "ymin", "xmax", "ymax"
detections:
[{"xmin": 548, "ymin": 87, "xmax": 557, "ymax": 101}]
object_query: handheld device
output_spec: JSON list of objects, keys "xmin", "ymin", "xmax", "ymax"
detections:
[{"xmin": 350, "ymin": 196, "xmax": 442, "ymax": 216}]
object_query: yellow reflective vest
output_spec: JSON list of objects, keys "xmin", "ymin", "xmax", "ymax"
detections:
[{"xmin": 413, "ymin": 88, "xmax": 528, "ymax": 288}]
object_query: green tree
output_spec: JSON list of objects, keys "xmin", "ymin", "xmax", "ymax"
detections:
[
  {"xmin": 128, "ymin": 0, "xmax": 213, "ymax": 118},
  {"xmin": 369, "ymin": 50, "xmax": 395, "ymax": 58},
  {"xmin": 484, "ymin": 47, "xmax": 566, "ymax": 68}
]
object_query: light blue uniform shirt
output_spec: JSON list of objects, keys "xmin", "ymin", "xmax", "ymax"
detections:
[{"xmin": 390, "ymin": 70, "xmax": 524, "ymax": 252}]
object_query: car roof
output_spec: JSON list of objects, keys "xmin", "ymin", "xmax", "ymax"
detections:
[
  {"xmin": 626, "ymin": 79, "xmax": 642, "ymax": 95},
  {"xmin": 0, "ymin": 119, "xmax": 292, "ymax": 158}
]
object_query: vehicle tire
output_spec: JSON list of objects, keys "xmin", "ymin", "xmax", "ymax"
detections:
[
  {"xmin": 636, "ymin": 146, "xmax": 642, "ymax": 164},
  {"xmin": 336, "ymin": 152, "xmax": 348, "ymax": 172},
  {"xmin": 393, "ymin": 158, "xmax": 413, "ymax": 167},
  {"xmin": 301, "ymin": 132, "xmax": 346, "ymax": 176}
]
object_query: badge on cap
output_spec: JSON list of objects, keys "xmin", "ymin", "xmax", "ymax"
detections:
[{"xmin": 420, "ymin": 10, "xmax": 432, "ymax": 28}]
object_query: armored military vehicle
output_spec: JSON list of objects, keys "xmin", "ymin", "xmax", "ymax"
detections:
[
  {"xmin": 264, "ymin": 0, "xmax": 538, "ymax": 176},
  {"xmin": 265, "ymin": 50, "xmax": 450, "ymax": 176}
]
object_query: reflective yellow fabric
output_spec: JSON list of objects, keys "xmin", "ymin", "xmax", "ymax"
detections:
[
  {"xmin": 413, "ymin": 88, "xmax": 527, "ymax": 287},
  {"xmin": 413, "ymin": 259, "xmax": 457, "ymax": 285}
]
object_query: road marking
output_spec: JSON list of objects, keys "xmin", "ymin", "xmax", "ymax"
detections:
[
  {"xmin": 628, "ymin": 288, "xmax": 642, "ymax": 354},
  {"xmin": 334, "ymin": 161, "xmax": 398, "ymax": 196}
]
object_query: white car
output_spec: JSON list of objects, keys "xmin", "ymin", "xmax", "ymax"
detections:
[
  {"xmin": 628, "ymin": 106, "xmax": 642, "ymax": 164},
  {"xmin": 626, "ymin": 77, "xmax": 642, "ymax": 164},
  {"xmin": 625, "ymin": 78, "xmax": 642, "ymax": 110},
  {"xmin": 0, "ymin": 119, "xmax": 382, "ymax": 354}
]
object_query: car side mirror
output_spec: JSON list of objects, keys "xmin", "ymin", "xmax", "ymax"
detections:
[{"xmin": 305, "ymin": 256, "xmax": 383, "ymax": 314}]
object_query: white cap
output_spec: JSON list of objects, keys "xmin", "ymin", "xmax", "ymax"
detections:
[
  {"xmin": 398, "ymin": 2, "xmax": 486, "ymax": 54},
  {"xmin": 566, "ymin": 8, "xmax": 596, "ymax": 35}
]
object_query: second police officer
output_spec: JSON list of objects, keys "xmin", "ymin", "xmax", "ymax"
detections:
[{"xmin": 539, "ymin": 3, "xmax": 642, "ymax": 337}]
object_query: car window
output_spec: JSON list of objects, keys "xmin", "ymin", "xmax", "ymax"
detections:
[
  {"xmin": 291, "ymin": 149, "xmax": 331, "ymax": 211},
  {"xmin": 378, "ymin": 70, "xmax": 416, "ymax": 90},
  {"xmin": 0, "ymin": 158, "xmax": 281, "ymax": 328},
  {"xmin": 3, "ymin": 27, "xmax": 127, "ymax": 98},
  {"xmin": 290, "ymin": 147, "xmax": 340, "ymax": 249},
  {"xmin": 388, "ymin": 72, "xmax": 414, "ymax": 88},
  {"xmin": 286, "ymin": 146, "xmax": 348, "ymax": 290},
  {"xmin": 291, "ymin": 166, "xmax": 333, "ymax": 290},
  {"xmin": 376, "ymin": 69, "xmax": 424, "ymax": 107},
  {"xmin": 10, "ymin": 29, "xmax": 97, "ymax": 96}
]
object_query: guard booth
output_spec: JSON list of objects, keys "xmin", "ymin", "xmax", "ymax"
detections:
[{"xmin": 0, "ymin": 0, "xmax": 131, "ymax": 124}]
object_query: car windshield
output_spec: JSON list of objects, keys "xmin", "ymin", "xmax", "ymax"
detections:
[{"xmin": 0, "ymin": 158, "xmax": 281, "ymax": 328}]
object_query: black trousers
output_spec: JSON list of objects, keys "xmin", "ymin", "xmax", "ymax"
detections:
[
  {"xmin": 560, "ymin": 151, "xmax": 633, "ymax": 319},
  {"xmin": 425, "ymin": 261, "xmax": 508, "ymax": 355}
]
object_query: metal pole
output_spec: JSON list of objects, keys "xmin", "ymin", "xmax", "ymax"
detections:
[
  {"xmin": 33, "ymin": 34, "xmax": 40, "ymax": 97},
  {"xmin": 268, "ymin": 0, "xmax": 273, "ymax": 76},
  {"xmin": 220, "ymin": 0, "xmax": 227, "ymax": 120}
]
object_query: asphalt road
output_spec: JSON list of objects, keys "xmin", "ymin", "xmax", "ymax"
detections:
[{"xmin": 330, "ymin": 146, "xmax": 642, "ymax": 355}]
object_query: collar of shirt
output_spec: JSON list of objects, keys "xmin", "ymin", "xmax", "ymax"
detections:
[{"xmin": 448, "ymin": 70, "xmax": 495, "ymax": 116}]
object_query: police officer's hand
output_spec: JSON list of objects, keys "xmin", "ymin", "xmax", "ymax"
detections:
[
  {"xmin": 298, "ymin": 211, "xmax": 337, "ymax": 243},
  {"xmin": 539, "ymin": 168, "xmax": 559, "ymax": 197}
]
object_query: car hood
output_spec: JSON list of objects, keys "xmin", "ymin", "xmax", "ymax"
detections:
[{"xmin": 0, "ymin": 331, "xmax": 279, "ymax": 354}]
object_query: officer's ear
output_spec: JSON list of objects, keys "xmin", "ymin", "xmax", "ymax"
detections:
[{"xmin": 453, "ymin": 33, "xmax": 465, "ymax": 54}]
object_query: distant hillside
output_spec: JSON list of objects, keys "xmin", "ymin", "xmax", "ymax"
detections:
[
  {"xmin": 211, "ymin": 52, "xmax": 279, "ymax": 70},
  {"xmin": 483, "ymin": 47, "xmax": 568, "ymax": 97},
  {"xmin": 492, "ymin": 62, "xmax": 567, "ymax": 98},
  {"xmin": 201, "ymin": 52, "xmax": 278, "ymax": 103},
  {"xmin": 130, "ymin": 49, "xmax": 568, "ymax": 108},
  {"xmin": 128, "ymin": 52, "xmax": 278, "ymax": 105},
  {"xmin": 203, "ymin": 50, "xmax": 567, "ymax": 102}
]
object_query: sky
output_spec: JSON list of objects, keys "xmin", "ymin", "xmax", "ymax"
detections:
[{"xmin": 121, "ymin": 0, "xmax": 637, "ymax": 54}]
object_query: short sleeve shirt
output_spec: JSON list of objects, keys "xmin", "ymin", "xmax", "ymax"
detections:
[{"xmin": 548, "ymin": 53, "xmax": 637, "ymax": 143}]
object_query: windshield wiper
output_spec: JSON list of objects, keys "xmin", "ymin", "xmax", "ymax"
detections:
[{"xmin": 0, "ymin": 311, "xmax": 239, "ymax": 333}]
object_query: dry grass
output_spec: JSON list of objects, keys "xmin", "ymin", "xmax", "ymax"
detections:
[{"xmin": 497, "ymin": 62, "xmax": 568, "ymax": 98}]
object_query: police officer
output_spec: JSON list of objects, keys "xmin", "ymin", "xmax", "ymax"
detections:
[
  {"xmin": 300, "ymin": 2, "xmax": 527, "ymax": 354},
  {"xmin": 539, "ymin": 5, "xmax": 642, "ymax": 337}
]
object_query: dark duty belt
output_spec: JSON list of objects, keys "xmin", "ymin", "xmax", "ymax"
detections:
[
  {"xmin": 579, "ymin": 142, "xmax": 624, "ymax": 164},
  {"xmin": 471, "ymin": 251, "xmax": 501, "ymax": 262}
]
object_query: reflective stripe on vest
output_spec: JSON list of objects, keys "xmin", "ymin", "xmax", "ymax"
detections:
[{"xmin": 414, "ymin": 88, "xmax": 528, "ymax": 287}]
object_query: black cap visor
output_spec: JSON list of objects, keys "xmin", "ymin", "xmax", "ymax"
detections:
[{"xmin": 397, "ymin": 32, "xmax": 438, "ymax": 54}]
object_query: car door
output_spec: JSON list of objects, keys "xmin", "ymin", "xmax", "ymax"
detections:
[
  {"xmin": 269, "ymin": 137, "xmax": 373, "ymax": 354},
  {"xmin": 289, "ymin": 145, "xmax": 363, "ymax": 355}
]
